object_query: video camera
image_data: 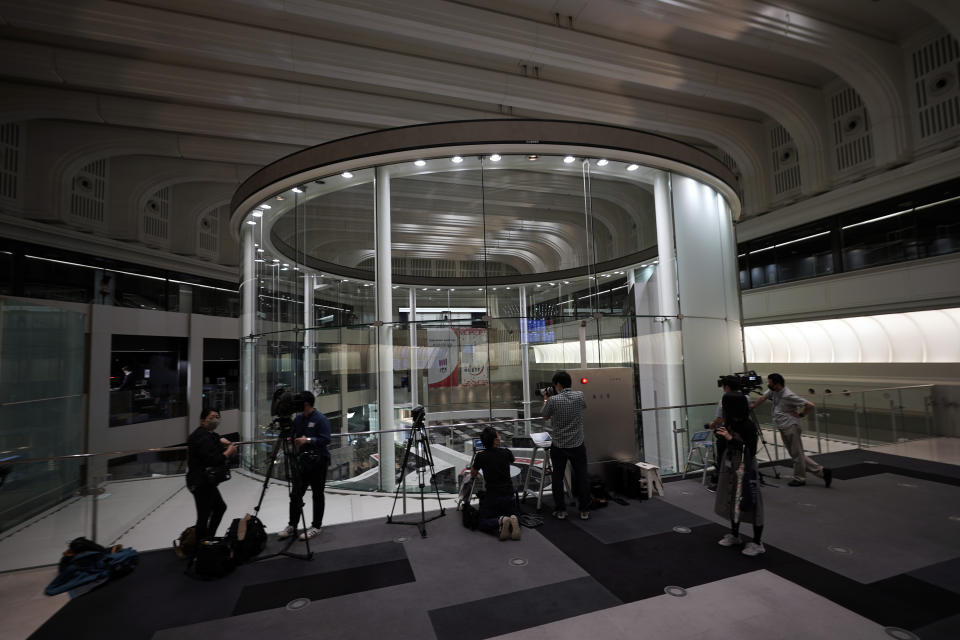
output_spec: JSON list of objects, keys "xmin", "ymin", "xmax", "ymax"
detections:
[
  {"xmin": 271, "ymin": 387, "xmax": 308, "ymax": 432},
  {"xmin": 717, "ymin": 370, "xmax": 763, "ymax": 394}
]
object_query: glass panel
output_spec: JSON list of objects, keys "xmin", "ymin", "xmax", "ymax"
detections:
[
  {"xmin": 22, "ymin": 254, "xmax": 94, "ymax": 303},
  {"xmin": 110, "ymin": 335, "xmax": 188, "ymax": 426},
  {"xmin": 916, "ymin": 197, "xmax": 960, "ymax": 258},
  {"xmin": 203, "ymin": 338, "xmax": 239, "ymax": 412},
  {"xmin": 842, "ymin": 208, "xmax": 918, "ymax": 271}
]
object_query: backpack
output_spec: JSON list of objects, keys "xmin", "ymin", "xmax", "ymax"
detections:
[
  {"xmin": 173, "ymin": 526, "xmax": 197, "ymax": 560},
  {"xmin": 46, "ymin": 540, "xmax": 139, "ymax": 596},
  {"xmin": 226, "ymin": 514, "xmax": 267, "ymax": 563},
  {"xmin": 192, "ymin": 537, "xmax": 234, "ymax": 579},
  {"xmin": 461, "ymin": 502, "xmax": 480, "ymax": 530},
  {"xmin": 589, "ymin": 476, "xmax": 610, "ymax": 509}
]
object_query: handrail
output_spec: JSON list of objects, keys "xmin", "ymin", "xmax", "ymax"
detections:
[
  {"xmin": 1, "ymin": 416, "xmax": 546, "ymax": 465},
  {"xmin": 636, "ymin": 402, "xmax": 715, "ymax": 412},
  {"xmin": 0, "ymin": 394, "xmax": 85, "ymax": 407}
]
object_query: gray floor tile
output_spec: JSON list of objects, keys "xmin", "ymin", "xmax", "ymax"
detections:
[
  {"xmin": 663, "ymin": 473, "xmax": 960, "ymax": 583},
  {"xmin": 568, "ymin": 499, "xmax": 710, "ymax": 544},
  {"xmin": 490, "ymin": 570, "xmax": 890, "ymax": 640}
]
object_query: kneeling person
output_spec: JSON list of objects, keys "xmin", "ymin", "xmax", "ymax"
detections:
[{"xmin": 470, "ymin": 427, "xmax": 520, "ymax": 540}]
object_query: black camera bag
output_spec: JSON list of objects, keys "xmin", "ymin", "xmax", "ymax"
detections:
[
  {"xmin": 204, "ymin": 465, "xmax": 230, "ymax": 486},
  {"xmin": 193, "ymin": 537, "xmax": 234, "ymax": 579},
  {"xmin": 461, "ymin": 502, "xmax": 480, "ymax": 530},
  {"xmin": 226, "ymin": 514, "xmax": 267, "ymax": 563}
]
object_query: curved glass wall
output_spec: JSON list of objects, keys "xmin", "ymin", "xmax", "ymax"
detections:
[{"xmin": 233, "ymin": 121, "xmax": 743, "ymax": 491}]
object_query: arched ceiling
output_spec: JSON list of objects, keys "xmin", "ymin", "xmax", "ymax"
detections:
[{"xmin": 0, "ymin": 0, "xmax": 957, "ymax": 275}]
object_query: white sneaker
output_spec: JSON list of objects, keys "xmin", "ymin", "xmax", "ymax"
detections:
[
  {"xmin": 499, "ymin": 517, "xmax": 511, "ymax": 540},
  {"xmin": 299, "ymin": 526, "xmax": 321, "ymax": 540},
  {"xmin": 718, "ymin": 533, "xmax": 743, "ymax": 547},
  {"xmin": 510, "ymin": 515, "xmax": 521, "ymax": 540},
  {"xmin": 742, "ymin": 542, "xmax": 766, "ymax": 556},
  {"xmin": 277, "ymin": 525, "xmax": 295, "ymax": 540}
]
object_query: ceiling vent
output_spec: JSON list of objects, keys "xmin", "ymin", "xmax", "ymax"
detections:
[
  {"xmin": 767, "ymin": 123, "xmax": 801, "ymax": 198},
  {"xmin": 197, "ymin": 205, "xmax": 222, "ymax": 258},
  {"xmin": 911, "ymin": 33, "xmax": 960, "ymax": 140},
  {"xmin": 141, "ymin": 186, "xmax": 170, "ymax": 246},
  {"xmin": 827, "ymin": 83, "xmax": 873, "ymax": 174},
  {"xmin": 0, "ymin": 123, "xmax": 22, "ymax": 202},
  {"xmin": 69, "ymin": 159, "xmax": 107, "ymax": 226}
]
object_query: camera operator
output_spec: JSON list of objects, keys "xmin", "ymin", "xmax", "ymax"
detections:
[
  {"xmin": 470, "ymin": 427, "xmax": 520, "ymax": 540},
  {"xmin": 540, "ymin": 370, "xmax": 591, "ymax": 521},
  {"xmin": 278, "ymin": 391, "xmax": 332, "ymax": 541},
  {"xmin": 707, "ymin": 376, "xmax": 742, "ymax": 490},
  {"xmin": 187, "ymin": 408, "xmax": 237, "ymax": 541},
  {"xmin": 750, "ymin": 373, "xmax": 831, "ymax": 488},
  {"xmin": 713, "ymin": 391, "xmax": 765, "ymax": 556}
]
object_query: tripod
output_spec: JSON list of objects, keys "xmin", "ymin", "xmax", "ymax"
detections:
[
  {"xmin": 387, "ymin": 406, "xmax": 446, "ymax": 537},
  {"xmin": 250, "ymin": 418, "xmax": 313, "ymax": 561}
]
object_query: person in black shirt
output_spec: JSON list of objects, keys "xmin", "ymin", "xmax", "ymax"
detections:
[
  {"xmin": 714, "ymin": 391, "xmax": 765, "ymax": 557},
  {"xmin": 277, "ymin": 391, "xmax": 332, "ymax": 541},
  {"xmin": 470, "ymin": 426, "xmax": 520, "ymax": 540},
  {"xmin": 186, "ymin": 408, "xmax": 237, "ymax": 541}
]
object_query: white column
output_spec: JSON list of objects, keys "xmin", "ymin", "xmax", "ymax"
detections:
[
  {"xmin": 303, "ymin": 273, "xmax": 315, "ymax": 395},
  {"xmin": 240, "ymin": 224, "xmax": 257, "ymax": 448},
  {"xmin": 643, "ymin": 171, "xmax": 685, "ymax": 471},
  {"xmin": 375, "ymin": 166, "xmax": 396, "ymax": 492},
  {"xmin": 519, "ymin": 286, "xmax": 532, "ymax": 434},
  {"xmin": 409, "ymin": 287, "xmax": 419, "ymax": 409}
]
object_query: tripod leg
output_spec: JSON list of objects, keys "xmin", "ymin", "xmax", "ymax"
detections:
[{"xmin": 388, "ymin": 434, "xmax": 416, "ymax": 521}]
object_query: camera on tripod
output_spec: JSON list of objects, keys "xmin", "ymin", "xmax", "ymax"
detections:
[
  {"xmin": 271, "ymin": 388, "xmax": 308, "ymax": 433},
  {"xmin": 717, "ymin": 370, "xmax": 763, "ymax": 394}
]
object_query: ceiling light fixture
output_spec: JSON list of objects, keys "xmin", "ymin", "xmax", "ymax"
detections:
[
  {"xmin": 627, "ymin": 164, "xmax": 639, "ymax": 171},
  {"xmin": 563, "ymin": 155, "xmax": 575, "ymax": 163},
  {"xmin": 246, "ymin": 220, "xmax": 257, "ymax": 225},
  {"xmin": 252, "ymin": 211, "xmax": 263, "ymax": 217},
  {"xmin": 414, "ymin": 159, "xmax": 426, "ymax": 167},
  {"xmin": 527, "ymin": 155, "xmax": 538, "ymax": 161},
  {"xmin": 341, "ymin": 171, "xmax": 353, "ymax": 178},
  {"xmin": 489, "ymin": 154, "xmax": 501, "ymax": 162},
  {"xmin": 452, "ymin": 156, "xmax": 463, "ymax": 164},
  {"xmin": 292, "ymin": 187, "xmax": 303, "ymax": 193},
  {"xmin": 597, "ymin": 159, "xmax": 609, "ymax": 167}
]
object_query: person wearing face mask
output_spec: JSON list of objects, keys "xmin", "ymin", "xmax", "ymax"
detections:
[
  {"xmin": 187, "ymin": 408, "xmax": 237, "ymax": 541},
  {"xmin": 750, "ymin": 373, "xmax": 831, "ymax": 488}
]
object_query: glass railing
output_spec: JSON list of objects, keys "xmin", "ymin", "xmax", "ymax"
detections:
[
  {"xmin": 0, "ymin": 416, "xmax": 548, "ymax": 572},
  {"xmin": 749, "ymin": 384, "xmax": 935, "ymax": 454}
]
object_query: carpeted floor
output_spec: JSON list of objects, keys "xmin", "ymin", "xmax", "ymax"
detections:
[{"xmin": 28, "ymin": 450, "xmax": 960, "ymax": 640}]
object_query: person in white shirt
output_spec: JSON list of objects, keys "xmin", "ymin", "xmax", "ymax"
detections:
[{"xmin": 750, "ymin": 373, "xmax": 832, "ymax": 488}]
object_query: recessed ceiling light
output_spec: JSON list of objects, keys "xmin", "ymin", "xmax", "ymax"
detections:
[
  {"xmin": 273, "ymin": 259, "xmax": 280, "ymax": 262},
  {"xmin": 246, "ymin": 220, "xmax": 257, "ymax": 225},
  {"xmin": 452, "ymin": 156, "xmax": 463, "ymax": 164},
  {"xmin": 549, "ymin": 282, "xmax": 555, "ymax": 285},
  {"xmin": 414, "ymin": 159, "xmax": 426, "ymax": 167},
  {"xmin": 292, "ymin": 187, "xmax": 303, "ymax": 193},
  {"xmin": 490, "ymin": 154, "xmax": 501, "ymax": 161},
  {"xmin": 527, "ymin": 155, "xmax": 538, "ymax": 161},
  {"xmin": 563, "ymin": 155, "xmax": 575, "ymax": 163},
  {"xmin": 341, "ymin": 171, "xmax": 353, "ymax": 178},
  {"xmin": 477, "ymin": 287, "xmax": 483, "ymax": 291},
  {"xmin": 392, "ymin": 285, "xmax": 399, "ymax": 289},
  {"xmin": 627, "ymin": 164, "xmax": 639, "ymax": 171},
  {"xmin": 275, "ymin": 195, "xmax": 284, "ymax": 201},
  {"xmin": 257, "ymin": 248, "xmax": 264, "ymax": 253},
  {"xmin": 252, "ymin": 211, "xmax": 263, "ymax": 217},
  {"xmin": 597, "ymin": 159, "xmax": 609, "ymax": 167},
  {"xmin": 282, "ymin": 263, "xmax": 289, "ymax": 267},
  {"xmin": 422, "ymin": 287, "xmax": 428, "ymax": 291},
  {"xmin": 536, "ymin": 284, "xmax": 541, "ymax": 287},
  {"xmin": 563, "ymin": 281, "xmax": 570, "ymax": 284},
  {"xmin": 254, "ymin": 258, "xmax": 264, "ymax": 263}
]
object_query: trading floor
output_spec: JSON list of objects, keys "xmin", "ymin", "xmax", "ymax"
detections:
[{"xmin": 7, "ymin": 439, "xmax": 960, "ymax": 640}]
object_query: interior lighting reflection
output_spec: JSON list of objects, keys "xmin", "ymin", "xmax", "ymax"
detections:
[
  {"xmin": 246, "ymin": 220, "xmax": 257, "ymax": 225},
  {"xmin": 489, "ymin": 154, "xmax": 501, "ymax": 161},
  {"xmin": 597, "ymin": 159, "xmax": 608, "ymax": 166},
  {"xmin": 451, "ymin": 156, "xmax": 463, "ymax": 164},
  {"xmin": 563, "ymin": 155, "xmax": 575, "ymax": 163},
  {"xmin": 341, "ymin": 171, "xmax": 353, "ymax": 178},
  {"xmin": 258, "ymin": 204, "xmax": 271, "ymax": 209},
  {"xmin": 272, "ymin": 259, "xmax": 280, "ymax": 262},
  {"xmin": 257, "ymin": 248, "xmax": 264, "ymax": 253},
  {"xmin": 292, "ymin": 187, "xmax": 303, "ymax": 193},
  {"xmin": 414, "ymin": 159, "xmax": 426, "ymax": 167},
  {"xmin": 252, "ymin": 211, "xmax": 263, "ymax": 217},
  {"xmin": 627, "ymin": 164, "xmax": 639, "ymax": 171},
  {"xmin": 254, "ymin": 259, "xmax": 264, "ymax": 263}
]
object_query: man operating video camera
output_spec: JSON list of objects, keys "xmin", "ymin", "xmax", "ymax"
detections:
[{"xmin": 277, "ymin": 391, "xmax": 332, "ymax": 541}]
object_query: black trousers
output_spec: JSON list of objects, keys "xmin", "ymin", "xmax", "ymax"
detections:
[
  {"xmin": 190, "ymin": 483, "xmax": 226, "ymax": 540},
  {"xmin": 289, "ymin": 457, "xmax": 330, "ymax": 528},
  {"xmin": 550, "ymin": 444, "xmax": 591, "ymax": 511}
]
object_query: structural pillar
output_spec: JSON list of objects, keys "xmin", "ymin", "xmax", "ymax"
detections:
[{"xmin": 375, "ymin": 166, "xmax": 396, "ymax": 492}]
